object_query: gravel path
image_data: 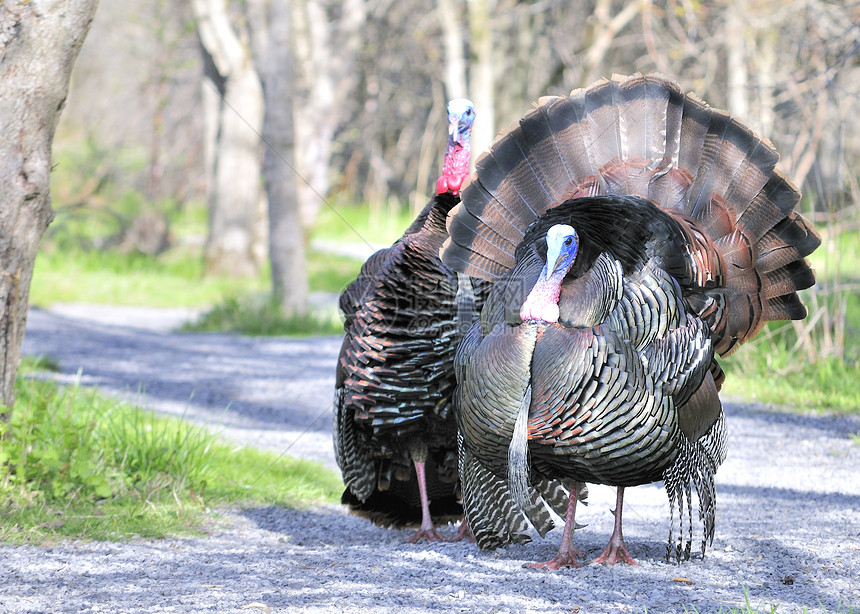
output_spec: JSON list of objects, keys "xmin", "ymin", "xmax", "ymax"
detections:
[{"xmin": 2, "ymin": 304, "xmax": 858, "ymax": 614}]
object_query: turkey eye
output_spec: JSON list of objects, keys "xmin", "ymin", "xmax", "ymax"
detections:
[{"xmin": 564, "ymin": 237, "xmax": 573, "ymax": 246}]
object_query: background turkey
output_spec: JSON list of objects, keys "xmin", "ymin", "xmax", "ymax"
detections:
[
  {"xmin": 441, "ymin": 73, "xmax": 820, "ymax": 568},
  {"xmin": 333, "ymin": 98, "xmax": 480, "ymax": 542}
]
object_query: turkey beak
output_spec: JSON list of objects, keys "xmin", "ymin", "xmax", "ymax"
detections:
[
  {"xmin": 545, "ymin": 243, "xmax": 565, "ymax": 279},
  {"xmin": 550, "ymin": 251, "xmax": 568, "ymax": 278},
  {"xmin": 448, "ymin": 116, "xmax": 462, "ymax": 145},
  {"xmin": 545, "ymin": 234, "xmax": 577, "ymax": 279}
]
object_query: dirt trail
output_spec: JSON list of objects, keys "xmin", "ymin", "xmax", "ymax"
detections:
[{"xmin": 2, "ymin": 304, "xmax": 857, "ymax": 614}]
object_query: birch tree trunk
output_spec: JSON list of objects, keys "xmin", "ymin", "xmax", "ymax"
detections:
[
  {"xmin": 0, "ymin": 0, "xmax": 99, "ymax": 413},
  {"xmin": 725, "ymin": 2, "xmax": 749, "ymax": 121},
  {"xmin": 244, "ymin": 0, "xmax": 308, "ymax": 316},
  {"xmin": 467, "ymin": 0, "xmax": 494, "ymax": 158},
  {"xmin": 193, "ymin": 0, "xmax": 266, "ymax": 277},
  {"xmin": 438, "ymin": 0, "xmax": 467, "ymax": 101},
  {"xmin": 291, "ymin": 0, "xmax": 365, "ymax": 229}
]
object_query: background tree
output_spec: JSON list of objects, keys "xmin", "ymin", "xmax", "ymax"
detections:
[
  {"xmin": 0, "ymin": 0, "xmax": 99, "ymax": 414},
  {"xmin": 244, "ymin": 0, "xmax": 308, "ymax": 316},
  {"xmin": 193, "ymin": 0, "xmax": 266, "ymax": 277},
  {"xmin": 49, "ymin": 2, "xmax": 203, "ymax": 256},
  {"xmin": 291, "ymin": 0, "xmax": 366, "ymax": 228},
  {"xmin": 41, "ymin": 0, "xmax": 859, "ymax": 359}
]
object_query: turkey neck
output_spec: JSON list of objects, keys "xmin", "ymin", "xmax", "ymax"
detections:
[
  {"xmin": 456, "ymin": 321, "xmax": 542, "ymax": 475},
  {"xmin": 519, "ymin": 265, "xmax": 566, "ymax": 323},
  {"xmin": 402, "ymin": 192, "xmax": 460, "ymax": 252},
  {"xmin": 439, "ymin": 132, "xmax": 471, "ymax": 193}
]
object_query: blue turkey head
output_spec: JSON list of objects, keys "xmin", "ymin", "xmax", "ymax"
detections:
[{"xmin": 544, "ymin": 224, "xmax": 579, "ymax": 281}]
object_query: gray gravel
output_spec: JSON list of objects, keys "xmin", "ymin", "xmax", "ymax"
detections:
[{"xmin": 2, "ymin": 303, "xmax": 859, "ymax": 614}]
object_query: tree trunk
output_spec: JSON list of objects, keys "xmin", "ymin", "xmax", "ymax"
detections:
[
  {"xmin": 438, "ymin": 0, "xmax": 467, "ymax": 101},
  {"xmin": 0, "ymin": 0, "xmax": 99, "ymax": 414},
  {"xmin": 193, "ymin": 0, "xmax": 266, "ymax": 277},
  {"xmin": 467, "ymin": 0, "xmax": 494, "ymax": 157},
  {"xmin": 291, "ymin": 0, "xmax": 365, "ymax": 230},
  {"xmin": 725, "ymin": 2, "xmax": 749, "ymax": 121},
  {"xmin": 244, "ymin": 0, "xmax": 308, "ymax": 316}
]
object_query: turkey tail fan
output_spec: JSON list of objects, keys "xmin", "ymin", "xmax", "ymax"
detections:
[{"xmin": 442, "ymin": 72, "xmax": 820, "ymax": 355}]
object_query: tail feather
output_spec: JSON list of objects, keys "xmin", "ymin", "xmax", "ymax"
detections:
[
  {"xmin": 686, "ymin": 111, "xmax": 737, "ymax": 220},
  {"xmin": 616, "ymin": 75, "xmax": 668, "ymax": 163},
  {"xmin": 537, "ymin": 93, "xmax": 598, "ymax": 187},
  {"xmin": 443, "ymin": 202, "xmax": 517, "ymax": 280},
  {"xmin": 612, "ymin": 74, "xmax": 678, "ymax": 198},
  {"xmin": 333, "ymin": 386, "xmax": 376, "ymax": 502},
  {"xmin": 512, "ymin": 102, "xmax": 576, "ymax": 204},
  {"xmin": 442, "ymin": 73, "xmax": 819, "ymax": 358},
  {"xmin": 763, "ymin": 260, "xmax": 818, "ymax": 300},
  {"xmin": 671, "ymin": 93, "xmax": 711, "ymax": 208},
  {"xmin": 722, "ymin": 137, "xmax": 780, "ymax": 218},
  {"xmin": 737, "ymin": 174, "xmax": 800, "ymax": 244},
  {"xmin": 474, "ymin": 144, "xmax": 544, "ymax": 223},
  {"xmin": 582, "ymin": 78, "xmax": 624, "ymax": 183},
  {"xmin": 768, "ymin": 213, "xmax": 822, "ymax": 262},
  {"xmin": 767, "ymin": 292, "xmax": 809, "ymax": 321},
  {"xmin": 690, "ymin": 117, "xmax": 778, "ymax": 224}
]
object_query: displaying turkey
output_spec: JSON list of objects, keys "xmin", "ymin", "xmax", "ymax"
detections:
[
  {"xmin": 333, "ymin": 98, "xmax": 480, "ymax": 542},
  {"xmin": 441, "ymin": 73, "xmax": 820, "ymax": 568}
]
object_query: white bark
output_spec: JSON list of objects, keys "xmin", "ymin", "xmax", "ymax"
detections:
[
  {"xmin": 467, "ymin": 0, "xmax": 495, "ymax": 157},
  {"xmin": 726, "ymin": 2, "xmax": 749, "ymax": 121},
  {"xmin": 438, "ymin": 0, "xmax": 467, "ymax": 100},
  {"xmin": 193, "ymin": 0, "xmax": 266, "ymax": 276},
  {"xmin": 292, "ymin": 0, "xmax": 365, "ymax": 229},
  {"xmin": 244, "ymin": 0, "xmax": 308, "ymax": 316},
  {"xmin": 581, "ymin": 0, "xmax": 641, "ymax": 87}
]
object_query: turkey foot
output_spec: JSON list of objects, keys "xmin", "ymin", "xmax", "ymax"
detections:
[
  {"xmin": 404, "ymin": 526, "xmax": 446, "ymax": 543},
  {"xmin": 526, "ymin": 546, "xmax": 585, "ymax": 570},
  {"xmin": 447, "ymin": 520, "xmax": 476, "ymax": 543},
  {"xmin": 526, "ymin": 480, "xmax": 583, "ymax": 570},
  {"xmin": 593, "ymin": 537, "xmax": 636, "ymax": 565},
  {"xmin": 593, "ymin": 487, "xmax": 638, "ymax": 566}
]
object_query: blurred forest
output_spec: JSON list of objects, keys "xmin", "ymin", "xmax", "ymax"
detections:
[{"xmin": 49, "ymin": 0, "xmax": 859, "ymax": 355}]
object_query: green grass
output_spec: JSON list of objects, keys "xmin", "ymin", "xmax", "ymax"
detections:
[
  {"xmin": 719, "ymin": 227, "xmax": 860, "ymax": 416},
  {"xmin": 720, "ymin": 296, "xmax": 860, "ymax": 415},
  {"xmin": 0, "ymin": 368, "xmax": 341, "ymax": 545},
  {"xmin": 722, "ymin": 344, "xmax": 860, "ymax": 414},
  {"xmin": 306, "ymin": 248, "xmax": 367, "ymax": 294},
  {"xmin": 29, "ymin": 200, "xmax": 400, "ymax": 333},
  {"xmin": 29, "ymin": 246, "xmax": 268, "ymax": 308},
  {"xmin": 716, "ymin": 222, "xmax": 860, "ymax": 416},
  {"xmin": 183, "ymin": 294, "xmax": 343, "ymax": 336},
  {"xmin": 31, "ymin": 189, "xmax": 384, "ymax": 310},
  {"xmin": 806, "ymin": 226, "xmax": 860, "ymax": 284},
  {"xmin": 29, "ymin": 245, "xmax": 362, "ymax": 309},
  {"xmin": 310, "ymin": 198, "xmax": 417, "ymax": 246}
]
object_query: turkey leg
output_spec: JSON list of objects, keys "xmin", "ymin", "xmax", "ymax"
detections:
[
  {"xmin": 594, "ymin": 486, "xmax": 637, "ymax": 565},
  {"xmin": 404, "ymin": 443, "xmax": 445, "ymax": 543},
  {"xmin": 527, "ymin": 480, "xmax": 584, "ymax": 570}
]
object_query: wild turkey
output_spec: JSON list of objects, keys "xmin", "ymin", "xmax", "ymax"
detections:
[
  {"xmin": 333, "ymin": 98, "xmax": 480, "ymax": 542},
  {"xmin": 441, "ymin": 74, "xmax": 820, "ymax": 568}
]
